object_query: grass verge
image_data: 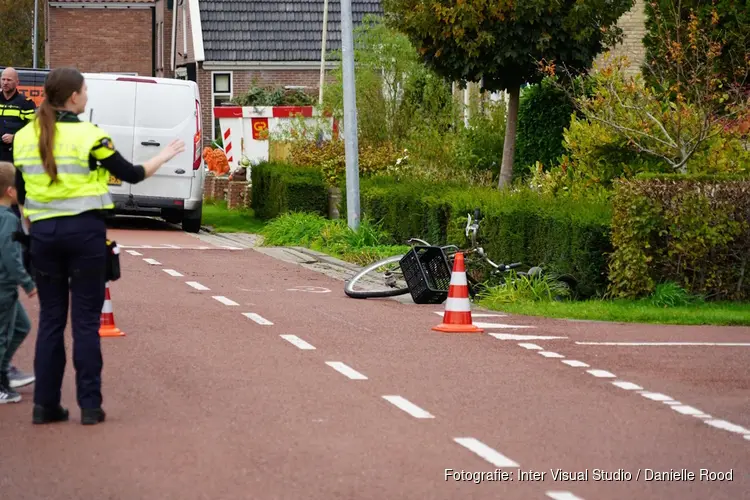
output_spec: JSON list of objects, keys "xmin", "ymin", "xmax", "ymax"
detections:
[
  {"xmin": 261, "ymin": 212, "xmax": 410, "ymax": 266},
  {"xmin": 478, "ymin": 279, "xmax": 750, "ymax": 326},
  {"xmin": 202, "ymin": 200, "xmax": 266, "ymax": 233},
  {"xmin": 479, "ymin": 299, "xmax": 750, "ymax": 326}
]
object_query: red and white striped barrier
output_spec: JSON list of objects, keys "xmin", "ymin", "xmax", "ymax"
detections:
[{"xmin": 213, "ymin": 106, "xmax": 338, "ymax": 171}]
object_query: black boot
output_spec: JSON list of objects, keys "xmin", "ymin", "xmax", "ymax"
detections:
[
  {"xmin": 81, "ymin": 408, "xmax": 106, "ymax": 425},
  {"xmin": 32, "ymin": 404, "xmax": 70, "ymax": 424}
]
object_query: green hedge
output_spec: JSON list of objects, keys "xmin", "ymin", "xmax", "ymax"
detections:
[
  {"xmin": 608, "ymin": 174, "xmax": 750, "ymax": 300},
  {"xmin": 340, "ymin": 177, "xmax": 612, "ymax": 298},
  {"xmin": 514, "ymin": 79, "xmax": 574, "ymax": 177},
  {"xmin": 250, "ymin": 162, "xmax": 329, "ymax": 220}
]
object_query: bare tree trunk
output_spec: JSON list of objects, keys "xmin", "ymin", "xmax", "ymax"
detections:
[{"xmin": 497, "ymin": 84, "xmax": 520, "ymax": 189}]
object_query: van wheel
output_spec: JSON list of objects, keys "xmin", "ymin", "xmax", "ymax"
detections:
[{"xmin": 182, "ymin": 206, "xmax": 202, "ymax": 233}]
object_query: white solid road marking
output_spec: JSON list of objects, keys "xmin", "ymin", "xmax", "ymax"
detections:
[
  {"xmin": 143, "ymin": 258, "xmax": 161, "ymax": 265},
  {"xmin": 518, "ymin": 343, "xmax": 543, "ymax": 350},
  {"xmin": 242, "ymin": 313, "xmax": 274, "ymax": 325},
  {"xmin": 125, "ymin": 250, "xmax": 142, "ymax": 256},
  {"xmin": 575, "ymin": 341, "xmax": 750, "ymax": 346},
  {"xmin": 382, "ymin": 396, "xmax": 435, "ymax": 419},
  {"xmin": 562, "ymin": 360, "xmax": 589, "ymax": 368},
  {"xmin": 612, "ymin": 381, "xmax": 643, "ymax": 390},
  {"xmin": 546, "ymin": 492, "xmax": 585, "ymax": 500},
  {"xmin": 475, "ymin": 322, "xmax": 534, "ymax": 329},
  {"xmin": 163, "ymin": 269, "xmax": 183, "ymax": 277},
  {"xmin": 744, "ymin": 435, "xmax": 750, "ymax": 441},
  {"xmin": 435, "ymin": 311, "xmax": 507, "ymax": 318},
  {"xmin": 186, "ymin": 281, "xmax": 210, "ymax": 291},
  {"xmin": 663, "ymin": 400, "xmax": 682, "ymax": 405},
  {"xmin": 587, "ymin": 369, "xmax": 616, "ymax": 378},
  {"xmin": 453, "ymin": 437, "xmax": 520, "ymax": 468},
  {"xmin": 280, "ymin": 335, "xmax": 316, "ymax": 350},
  {"xmin": 287, "ymin": 286, "xmax": 332, "ymax": 293},
  {"xmin": 213, "ymin": 296, "xmax": 239, "ymax": 306},
  {"xmin": 325, "ymin": 362, "xmax": 368, "ymax": 380},
  {"xmin": 539, "ymin": 351, "xmax": 565, "ymax": 358},
  {"xmin": 489, "ymin": 333, "xmax": 567, "ymax": 340},
  {"xmin": 639, "ymin": 392, "xmax": 673, "ymax": 402}
]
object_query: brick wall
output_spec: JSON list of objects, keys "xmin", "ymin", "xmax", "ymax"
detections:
[
  {"xmin": 595, "ymin": 0, "xmax": 647, "ymax": 75},
  {"xmin": 196, "ymin": 67, "xmax": 329, "ymax": 147},
  {"xmin": 155, "ymin": 0, "xmax": 173, "ymax": 78},
  {"xmin": 175, "ymin": 0, "xmax": 196, "ymax": 65},
  {"xmin": 47, "ymin": 7, "xmax": 153, "ymax": 76}
]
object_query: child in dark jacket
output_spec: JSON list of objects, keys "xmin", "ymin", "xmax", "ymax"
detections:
[{"xmin": 0, "ymin": 161, "xmax": 36, "ymax": 403}]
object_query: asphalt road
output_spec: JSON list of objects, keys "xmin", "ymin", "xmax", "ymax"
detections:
[{"xmin": 2, "ymin": 216, "xmax": 749, "ymax": 500}]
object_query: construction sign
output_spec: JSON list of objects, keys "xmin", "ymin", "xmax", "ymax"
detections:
[{"xmin": 251, "ymin": 118, "xmax": 269, "ymax": 140}]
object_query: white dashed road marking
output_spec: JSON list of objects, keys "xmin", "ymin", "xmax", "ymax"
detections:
[
  {"xmin": 612, "ymin": 381, "xmax": 643, "ymax": 391},
  {"xmin": 518, "ymin": 343, "xmax": 543, "ymax": 350},
  {"xmin": 325, "ymin": 362, "xmax": 368, "ymax": 380},
  {"xmin": 163, "ymin": 269, "xmax": 183, "ymax": 277},
  {"xmin": 704, "ymin": 419, "xmax": 750, "ymax": 435},
  {"xmin": 186, "ymin": 281, "xmax": 210, "ymax": 291},
  {"xmin": 280, "ymin": 335, "xmax": 316, "ymax": 350},
  {"xmin": 546, "ymin": 492, "xmax": 585, "ymax": 500},
  {"xmin": 639, "ymin": 392, "xmax": 673, "ymax": 402},
  {"xmin": 561, "ymin": 360, "xmax": 589, "ymax": 368},
  {"xmin": 213, "ymin": 296, "xmax": 239, "ymax": 306},
  {"xmin": 143, "ymin": 258, "xmax": 161, "ymax": 265},
  {"xmin": 539, "ymin": 351, "xmax": 565, "ymax": 358},
  {"xmin": 125, "ymin": 250, "xmax": 142, "ymax": 256},
  {"xmin": 490, "ymin": 333, "xmax": 567, "ymax": 340},
  {"xmin": 670, "ymin": 405, "xmax": 708, "ymax": 417},
  {"xmin": 382, "ymin": 396, "xmax": 435, "ymax": 419},
  {"xmin": 453, "ymin": 437, "xmax": 520, "ymax": 468},
  {"xmin": 587, "ymin": 369, "xmax": 616, "ymax": 378},
  {"xmin": 242, "ymin": 312, "xmax": 273, "ymax": 325}
]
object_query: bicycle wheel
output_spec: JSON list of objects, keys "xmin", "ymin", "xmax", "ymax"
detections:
[{"xmin": 344, "ymin": 255, "xmax": 411, "ymax": 299}]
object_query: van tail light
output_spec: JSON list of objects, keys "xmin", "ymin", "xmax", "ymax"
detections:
[{"xmin": 193, "ymin": 99, "xmax": 201, "ymax": 170}]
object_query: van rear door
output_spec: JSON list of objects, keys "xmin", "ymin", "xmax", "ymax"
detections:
[
  {"xmin": 79, "ymin": 74, "xmax": 137, "ymax": 198},
  {"xmin": 129, "ymin": 78, "xmax": 194, "ymax": 202}
]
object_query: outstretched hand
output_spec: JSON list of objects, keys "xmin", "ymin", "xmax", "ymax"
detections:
[{"xmin": 160, "ymin": 139, "xmax": 186, "ymax": 163}]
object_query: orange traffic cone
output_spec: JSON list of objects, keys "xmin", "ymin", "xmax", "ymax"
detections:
[
  {"xmin": 99, "ymin": 282, "xmax": 125, "ymax": 337},
  {"xmin": 432, "ymin": 252, "xmax": 484, "ymax": 334}
]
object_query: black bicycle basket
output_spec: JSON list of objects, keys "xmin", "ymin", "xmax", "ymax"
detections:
[{"xmin": 399, "ymin": 246, "xmax": 453, "ymax": 304}]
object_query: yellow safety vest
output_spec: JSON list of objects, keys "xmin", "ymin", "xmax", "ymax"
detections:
[{"xmin": 13, "ymin": 118, "xmax": 115, "ymax": 222}]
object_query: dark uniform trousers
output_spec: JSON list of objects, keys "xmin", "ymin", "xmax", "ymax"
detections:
[{"xmin": 30, "ymin": 211, "xmax": 107, "ymax": 409}]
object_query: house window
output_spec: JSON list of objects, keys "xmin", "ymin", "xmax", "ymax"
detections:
[{"xmin": 211, "ymin": 72, "xmax": 233, "ymax": 143}]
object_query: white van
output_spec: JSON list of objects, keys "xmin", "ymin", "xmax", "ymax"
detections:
[{"xmin": 79, "ymin": 73, "xmax": 205, "ymax": 233}]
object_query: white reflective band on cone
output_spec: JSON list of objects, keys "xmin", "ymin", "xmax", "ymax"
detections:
[
  {"xmin": 449, "ymin": 272, "xmax": 467, "ymax": 286},
  {"xmin": 102, "ymin": 300, "xmax": 113, "ymax": 314},
  {"xmin": 445, "ymin": 297, "xmax": 471, "ymax": 312}
]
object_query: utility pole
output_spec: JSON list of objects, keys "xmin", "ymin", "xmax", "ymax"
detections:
[
  {"xmin": 318, "ymin": 0, "xmax": 329, "ymax": 105},
  {"xmin": 32, "ymin": 0, "xmax": 39, "ymax": 68},
  {"xmin": 340, "ymin": 0, "xmax": 360, "ymax": 230}
]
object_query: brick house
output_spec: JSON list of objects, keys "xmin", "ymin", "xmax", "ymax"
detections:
[
  {"xmin": 45, "ymin": 0, "xmax": 157, "ymax": 77},
  {"xmin": 161, "ymin": 0, "xmax": 383, "ymax": 146}
]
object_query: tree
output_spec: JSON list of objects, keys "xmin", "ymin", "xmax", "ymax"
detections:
[
  {"xmin": 555, "ymin": 0, "xmax": 749, "ymax": 173},
  {"xmin": 382, "ymin": 0, "xmax": 635, "ymax": 188},
  {"xmin": 0, "ymin": 0, "xmax": 45, "ymax": 67}
]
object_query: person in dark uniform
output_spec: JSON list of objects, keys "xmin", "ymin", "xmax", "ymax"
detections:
[
  {"xmin": 14, "ymin": 67, "xmax": 185, "ymax": 425},
  {"xmin": 1, "ymin": 66, "xmax": 38, "ymax": 389}
]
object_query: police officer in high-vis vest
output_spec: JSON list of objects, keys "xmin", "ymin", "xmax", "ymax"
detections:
[{"xmin": 13, "ymin": 67, "xmax": 185, "ymax": 425}]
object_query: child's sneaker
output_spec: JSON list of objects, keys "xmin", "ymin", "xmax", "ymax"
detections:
[
  {"xmin": 0, "ymin": 385, "xmax": 22, "ymax": 404},
  {"xmin": 8, "ymin": 366, "xmax": 35, "ymax": 389}
]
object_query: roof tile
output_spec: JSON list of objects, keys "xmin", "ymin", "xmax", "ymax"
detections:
[{"xmin": 199, "ymin": 0, "xmax": 384, "ymax": 62}]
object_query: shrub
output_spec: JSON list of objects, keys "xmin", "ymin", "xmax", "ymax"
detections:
[
  {"xmin": 608, "ymin": 174, "xmax": 750, "ymax": 300},
  {"xmin": 250, "ymin": 162, "xmax": 328, "ymax": 220},
  {"xmin": 340, "ymin": 177, "xmax": 612, "ymax": 298},
  {"xmin": 231, "ymin": 85, "xmax": 315, "ymax": 106},
  {"xmin": 514, "ymin": 79, "xmax": 574, "ymax": 177}
]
